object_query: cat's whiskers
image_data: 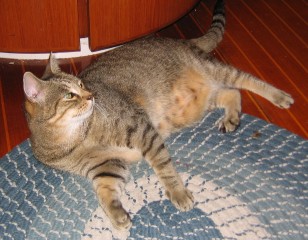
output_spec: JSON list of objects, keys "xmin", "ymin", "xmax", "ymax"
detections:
[
  {"xmin": 92, "ymin": 91, "xmax": 112, "ymax": 117},
  {"xmin": 94, "ymin": 104, "xmax": 109, "ymax": 117}
]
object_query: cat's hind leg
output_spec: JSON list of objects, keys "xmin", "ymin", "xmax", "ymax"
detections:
[
  {"xmin": 214, "ymin": 88, "xmax": 241, "ymax": 133},
  {"xmin": 209, "ymin": 61, "xmax": 294, "ymax": 109}
]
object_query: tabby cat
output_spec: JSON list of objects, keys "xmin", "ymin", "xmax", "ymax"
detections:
[{"xmin": 23, "ymin": 0, "xmax": 293, "ymax": 230}]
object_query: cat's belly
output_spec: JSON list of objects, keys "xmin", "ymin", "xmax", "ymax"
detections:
[{"xmin": 152, "ymin": 68, "xmax": 212, "ymax": 138}]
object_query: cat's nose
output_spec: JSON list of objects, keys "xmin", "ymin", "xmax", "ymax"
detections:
[{"xmin": 86, "ymin": 94, "xmax": 93, "ymax": 101}]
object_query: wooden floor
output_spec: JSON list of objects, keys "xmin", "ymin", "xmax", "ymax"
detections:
[{"xmin": 0, "ymin": 0, "xmax": 307, "ymax": 157}]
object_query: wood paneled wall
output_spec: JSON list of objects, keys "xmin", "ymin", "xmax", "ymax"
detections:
[
  {"xmin": 88, "ymin": 0, "xmax": 199, "ymax": 50},
  {"xmin": 0, "ymin": 0, "xmax": 80, "ymax": 53},
  {"xmin": 77, "ymin": 0, "xmax": 89, "ymax": 38},
  {"xmin": 0, "ymin": 0, "xmax": 199, "ymax": 53}
]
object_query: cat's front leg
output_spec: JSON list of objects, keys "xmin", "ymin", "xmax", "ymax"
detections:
[
  {"xmin": 139, "ymin": 124, "xmax": 194, "ymax": 211},
  {"xmin": 80, "ymin": 147, "xmax": 141, "ymax": 230},
  {"xmin": 153, "ymin": 156, "xmax": 194, "ymax": 212},
  {"xmin": 92, "ymin": 175, "xmax": 131, "ymax": 230}
]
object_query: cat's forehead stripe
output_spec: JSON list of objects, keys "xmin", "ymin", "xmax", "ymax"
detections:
[{"xmin": 53, "ymin": 78, "xmax": 77, "ymax": 89}]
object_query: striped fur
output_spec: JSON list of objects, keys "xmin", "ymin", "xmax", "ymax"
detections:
[{"xmin": 23, "ymin": 0, "xmax": 293, "ymax": 230}]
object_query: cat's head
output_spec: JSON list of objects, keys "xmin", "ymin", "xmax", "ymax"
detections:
[{"xmin": 23, "ymin": 55, "xmax": 94, "ymax": 130}]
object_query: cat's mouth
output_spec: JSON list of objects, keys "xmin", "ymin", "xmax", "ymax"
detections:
[{"xmin": 73, "ymin": 98, "xmax": 95, "ymax": 121}]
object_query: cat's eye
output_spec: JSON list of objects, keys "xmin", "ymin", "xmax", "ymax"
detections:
[{"xmin": 63, "ymin": 92, "xmax": 76, "ymax": 99}]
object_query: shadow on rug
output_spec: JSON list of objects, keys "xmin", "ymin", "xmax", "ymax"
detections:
[{"xmin": 0, "ymin": 111, "xmax": 307, "ymax": 240}]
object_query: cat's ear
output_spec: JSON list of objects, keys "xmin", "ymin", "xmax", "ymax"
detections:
[
  {"xmin": 23, "ymin": 72, "xmax": 46, "ymax": 103},
  {"xmin": 41, "ymin": 53, "xmax": 61, "ymax": 79}
]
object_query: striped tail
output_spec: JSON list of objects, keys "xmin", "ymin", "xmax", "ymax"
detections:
[{"xmin": 190, "ymin": 0, "xmax": 225, "ymax": 53}]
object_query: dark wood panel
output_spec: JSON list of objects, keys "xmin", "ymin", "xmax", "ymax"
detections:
[
  {"xmin": 0, "ymin": 0, "xmax": 80, "ymax": 53},
  {"xmin": 266, "ymin": 0, "xmax": 308, "ymax": 42},
  {"xmin": 22, "ymin": 60, "xmax": 48, "ymax": 77},
  {"xmin": 175, "ymin": 14, "xmax": 203, "ymax": 39},
  {"xmin": 71, "ymin": 56, "xmax": 97, "ymax": 76},
  {"xmin": 89, "ymin": 0, "xmax": 199, "ymax": 50},
  {"xmin": 78, "ymin": 0, "xmax": 89, "ymax": 38},
  {"xmin": 0, "ymin": 77, "xmax": 9, "ymax": 157},
  {"xmin": 0, "ymin": 60, "xmax": 29, "ymax": 148},
  {"xmin": 281, "ymin": 0, "xmax": 308, "ymax": 22},
  {"xmin": 246, "ymin": 0, "xmax": 307, "ymax": 68},
  {"xmin": 156, "ymin": 24, "xmax": 182, "ymax": 39}
]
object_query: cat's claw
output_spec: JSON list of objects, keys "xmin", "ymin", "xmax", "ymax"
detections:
[
  {"xmin": 108, "ymin": 200, "xmax": 132, "ymax": 230},
  {"xmin": 217, "ymin": 115, "xmax": 240, "ymax": 133},
  {"xmin": 166, "ymin": 188, "xmax": 194, "ymax": 212}
]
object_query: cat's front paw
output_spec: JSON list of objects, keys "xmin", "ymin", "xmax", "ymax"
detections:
[
  {"xmin": 166, "ymin": 188, "xmax": 194, "ymax": 211},
  {"xmin": 107, "ymin": 200, "xmax": 132, "ymax": 230},
  {"xmin": 272, "ymin": 90, "xmax": 294, "ymax": 109}
]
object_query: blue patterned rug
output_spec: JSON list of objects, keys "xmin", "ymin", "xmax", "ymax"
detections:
[{"xmin": 0, "ymin": 111, "xmax": 307, "ymax": 240}]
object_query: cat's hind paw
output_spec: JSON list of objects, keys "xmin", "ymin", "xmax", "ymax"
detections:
[
  {"xmin": 166, "ymin": 188, "xmax": 194, "ymax": 212},
  {"xmin": 272, "ymin": 90, "xmax": 294, "ymax": 109},
  {"xmin": 216, "ymin": 114, "xmax": 240, "ymax": 133}
]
